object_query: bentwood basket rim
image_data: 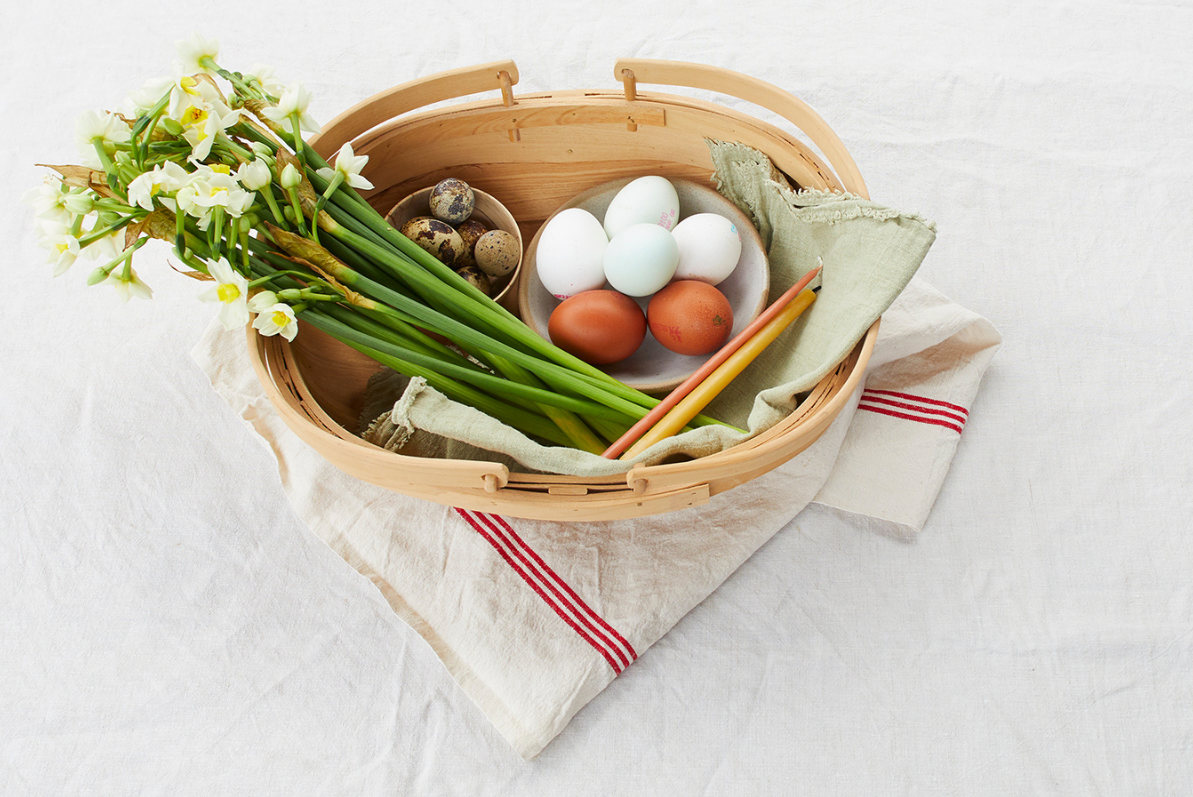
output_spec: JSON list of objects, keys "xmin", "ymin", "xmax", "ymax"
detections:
[{"xmin": 245, "ymin": 58, "xmax": 880, "ymax": 522}]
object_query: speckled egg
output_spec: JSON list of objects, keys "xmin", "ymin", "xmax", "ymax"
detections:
[
  {"xmin": 429, "ymin": 178, "xmax": 475, "ymax": 225},
  {"xmin": 455, "ymin": 218, "xmax": 488, "ymax": 267},
  {"xmin": 400, "ymin": 216, "xmax": 465, "ymax": 265},
  {"xmin": 474, "ymin": 230, "xmax": 520, "ymax": 277},
  {"xmin": 456, "ymin": 266, "xmax": 491, "ymax": 296}
]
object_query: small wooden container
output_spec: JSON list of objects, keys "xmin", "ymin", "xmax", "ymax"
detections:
[
  {"xmin": 246, "ymin": 58, "xmax": 879, "ymax": 521},
  {"xmin": 384, "ymin": 186, "xmax": 522, "ymax": 310}
]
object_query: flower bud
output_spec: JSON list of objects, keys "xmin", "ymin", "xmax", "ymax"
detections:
[
  {"xmin": 236, "ymin": 158, "xmax": 272, "ymax": 191},
  {"xmin": 247, "ymin": 290, "xmax": 279, "ymax": 313},
  {"xmin": 280, "ymin": 163, "xmax": 301, "ymax": 189},
  {"xmin": 63, "ymin": 192, "xmax": 94, "ymax": 216}
]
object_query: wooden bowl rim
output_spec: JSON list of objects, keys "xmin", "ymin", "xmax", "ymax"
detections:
[
  {"xmin": 517, "ymin": 176, "xmax": 770, "ymax": 393},
  {"xmin": 383, "ymin": 185, "xmax": 522, "ymax": 304}
]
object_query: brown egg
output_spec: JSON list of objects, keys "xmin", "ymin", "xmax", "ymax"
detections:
[
  {"xmin": 474, "ymin": 230, "xmax": 520, "ymax": 277},
  {"xmin": 647, "ymin": 280, "xmax": 734, "ymax": 356},
  {"xmin": 429, "ymin": 178, "xmax": 475, "ymax": 224},
  {"xmin": 455, "ymin": 218, "xmax": 488, "ymax": 267},
  {"xmin": 548, "ymin": 290, "xmax": 647, "ymax": 365},
  {"xmin": 400, "ymin": 216, "xmax": 465, "ymax": 265}
]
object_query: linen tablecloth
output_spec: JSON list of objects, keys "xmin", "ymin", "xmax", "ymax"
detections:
[
  {"xmin": 6, "ymin": 1, "xmax": 1193, "ymax": 792},
  {"xmin": 192, "ymin": 275, "xmax": 999, "ymax": 758}
]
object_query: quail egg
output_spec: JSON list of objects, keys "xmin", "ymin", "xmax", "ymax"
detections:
[
  {"xmin": 455, "ymin": 218, "xmax": 488, "ymax": 267},
  {"xmin": 429, "ymin": 178, "xmax": 475, "ymax": 225},
  {"xmin": 400, "ymin": 216, "xmax": 466, "ymax": 265},
  {"xmin": 474, "ymin": 229, "xmax": 520, "ymax": 277},
  {"xmin": 456, "ymin": 266, "xmax": 491, "ymax": 296}
]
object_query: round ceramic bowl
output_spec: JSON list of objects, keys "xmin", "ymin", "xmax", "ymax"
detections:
[
  {"xmin": 385, "ymin": 186, "xmax": 522, "ymax": 306},
  {"xmin": 518, "ymin": 177, "xmax": 769, "ymax": 393}
]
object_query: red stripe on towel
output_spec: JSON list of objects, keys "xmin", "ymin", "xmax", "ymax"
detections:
[
  {"xmin": 857, "ymin": 402, "xmax": 965, "ymax": 434},
  {"xmin": 470, "ymin": 511, "xmax": 634, "ymax": 670},
  {"xmin": 454, "ymin": 508, "xmax": 634, "ymax": 674},
  {"xmin": 482, "ymin": 512, "xmax": 638, "ymax": 666},
  {"xmin": 860, "ymin": 393, "xmax": 968, "ymax": 425},
  {"xmin": 863, "ymin": 388, "xmax": 969, "ymax": 416}
]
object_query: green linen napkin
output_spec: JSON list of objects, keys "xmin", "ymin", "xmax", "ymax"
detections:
[{"xmin": 360, "ymin": 141, "xmax": 936, "ymax": 476}]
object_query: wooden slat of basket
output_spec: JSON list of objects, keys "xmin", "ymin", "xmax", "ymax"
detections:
[
  {"xmin": 249, "ymin": 328, "xmax": 513, "ymax": 492},
  {"xmin": 622, "ymin": 327, "xmax": 874, "ymax": 496},
  {"xmin": 458, "ymin": 481, "xmax": 712, "ymax": 520},
  {"xmin": 312, "ymin": 60, "xmax": 521, "ymax": 160},
  {"xmin": 615, "ymin": 59, "xmax": 867, "ymax": 199},
  {"xmin": 347, "ymin": 90, "xmax": 840, "ymax": 213}
]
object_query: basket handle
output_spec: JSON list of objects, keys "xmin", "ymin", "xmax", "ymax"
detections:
[
  {"xmin": 308, "ymin": 60, "xmax": 520, "ymax": 161},
  {"xmin": 613, "ymin": 58, "xmax": 868, "ymax": 199}
]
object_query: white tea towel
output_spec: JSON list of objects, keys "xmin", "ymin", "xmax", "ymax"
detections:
[
  {"xmin": 191, "ymin": 277, "xmax": 1000, "ymax": 759},
  {"xmin": 812, "ymin": 277, "xmax": 1003, "ymax": 538}
]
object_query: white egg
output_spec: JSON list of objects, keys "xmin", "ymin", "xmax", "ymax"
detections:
[
  {"xmin": 602, "ymin": 223, "xmax": 679, "ymax": 297},
  {"xmin": 535, "ymin": 208, "xmax": 609, "ymax": 299},
  {"xmin": 671, "ymin": 213, "xmax": 743, "ymax": 285},
  {"xmin": 602, "ymin": 176, "xmax": 680, "ymax": 239}
]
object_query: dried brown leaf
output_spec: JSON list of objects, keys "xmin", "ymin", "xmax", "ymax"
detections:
[
  {"xmin": 168, "ymin": 260, "xmax": 214, "ymax": 281},
  {"xmin": 37, "ymin": 164, "xmax": 95, "ymax": 190},
  {"xmin": 124, "ymin": 216, "xmax": 150, "ymax": 249}
]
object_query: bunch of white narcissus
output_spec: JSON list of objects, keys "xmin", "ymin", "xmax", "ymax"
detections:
[
  {"xmin": 29, "ymin": 34, "xmax": 710, "ymax": 454},
  {"xmin": 27, "ymin": 33, "xmax": 370, "ymax": 341}
]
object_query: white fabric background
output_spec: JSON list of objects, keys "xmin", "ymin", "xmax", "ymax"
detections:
[{"xmin": 3, "ymin": 1, "xmax": 1191, "ymax": 794}]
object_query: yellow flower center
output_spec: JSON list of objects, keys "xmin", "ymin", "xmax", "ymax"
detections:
[
  {"xmin": 180, "ymin": 76, "xmax": 200, "ymax": 96},
  {"xmin": 217, "ymin": 283, "xmax": 240, "ymax": 304},
  {"xmin": 272, "ymin": 310, "xmax": 290, "ymax": 327},
  {"xmin": 209, "ymin": 164, "xmax": 231, "ymax": 175},
  {"xmin": 181, "ymin": 106, "xmax": 208, "ymax": 129}
]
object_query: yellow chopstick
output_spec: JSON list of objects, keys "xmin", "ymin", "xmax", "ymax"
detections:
[
  {"xmin": 601, "ymin": 263, "xmax": 823, "ymax": 459},
  {"xmin": 620, "ymin": 287, "xmax": 818, "ymax": 460}
]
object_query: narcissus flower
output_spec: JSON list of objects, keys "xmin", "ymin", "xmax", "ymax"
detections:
[
  {"xmin": 127, "ymin": 161, "xmax": 191, "ymax": 211},
  {"xmin": 251, "ymin": 301, "xmax": 298, "ymax": 341},
  {"xmin": 38, "ymin": 222, "xmax": 81, "ymax": 276},
  {"xmin": 243, "ymin": 64, "xmax": 285, "ymax": 98},
  {"xmin": 76, "ymin": 110, "xmax": 130, "ymax": 169},
  {"xmin": 198, "ymin": 257, "xmax": 250, "ymax": 330},
  {"xmin": 172, "ymin": 82, "xmax": 241, "ymax": 163},
  {"xmin": 316, "ymin": 142, "xmax": 374, "ymax": 190},
  {"xmin": 24, "ymin": 180, "xmax": 76, "ymax": 225},
  {"xmin": 176, "ymin": 33, "xmax": 220, "ymax": 75},
  {"xmin": 104, "ymin": 267, "xmax": 153, "ymax": 302},
  {"xmin": 176, "ymin": 165, "xmax": 254, "ymax": 228},
  {"xmin": 261, "ymin": 82, "xmax": 321, "ymax": 134}
]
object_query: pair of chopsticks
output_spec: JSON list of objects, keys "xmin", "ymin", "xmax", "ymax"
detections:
[{"xmin": 603, "ymin": 262, "xmax": 823, "ymax": 460}]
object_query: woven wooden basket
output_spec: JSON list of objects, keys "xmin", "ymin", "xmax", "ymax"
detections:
[{"xmin": 246, "ymin": 58, "xmax": 879, "ymax": 521}]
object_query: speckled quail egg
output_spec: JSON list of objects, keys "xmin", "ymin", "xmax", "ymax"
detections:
[
  {"xmin": 474, "ymin": 230, "xmax": 520, "ymax": 277},
  {"xmin": 400, "ymin": 216, "xmax": 466, "ymax": 265},
  {"xmin": 455, "ymin": 218, "xmax": 488, "ymax": 267},
  {"xmin": 456, "ymin": 266, "xmax": 491, "ymax": 296},
  {"xmin": 429, "ymin": 178, "xmax": 475, "ymax": 225}
]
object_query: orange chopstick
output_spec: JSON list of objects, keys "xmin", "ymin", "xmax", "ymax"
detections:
[
  {"xmin": 601, "ymin": 262, "xmax": 823, "ymax": 459},
  {"xmin": 620, "ymin": 287, "xmax": 817, "ymax": 460}
]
